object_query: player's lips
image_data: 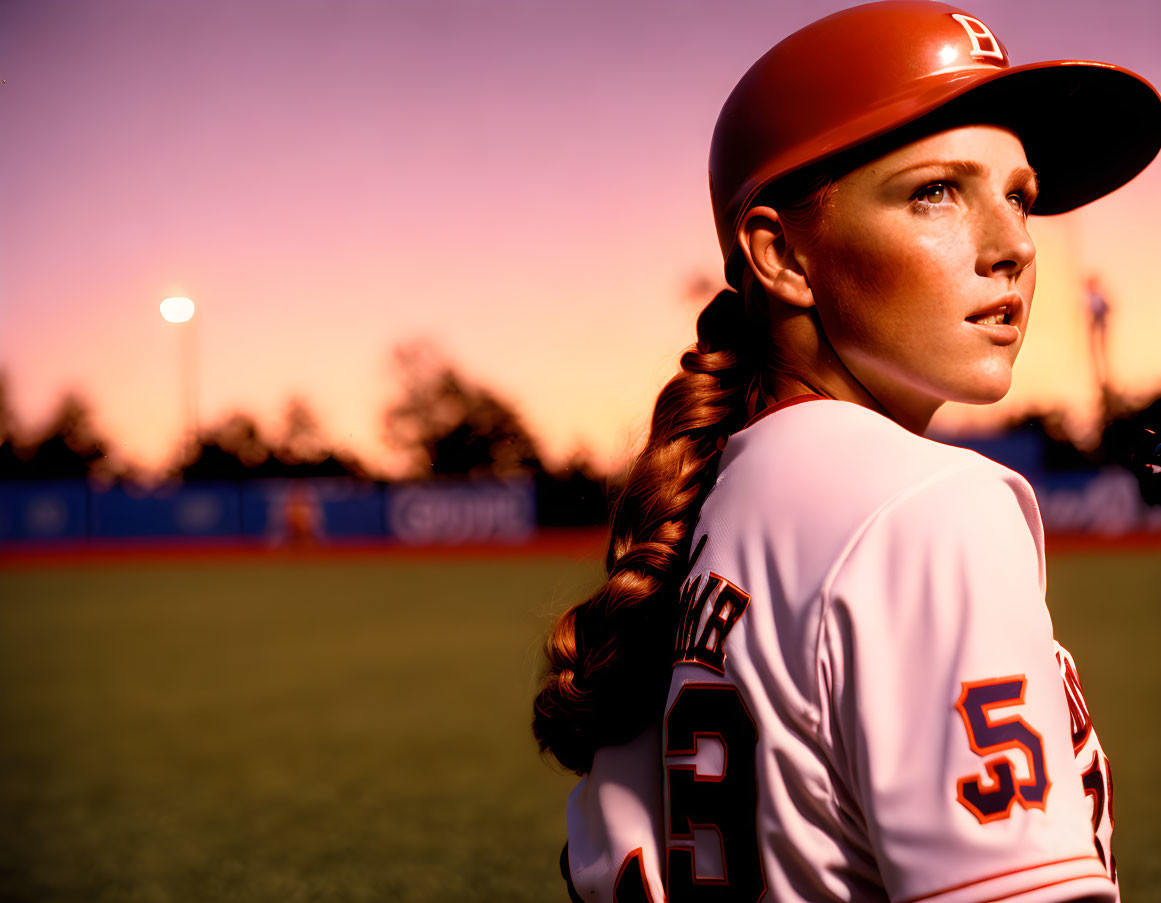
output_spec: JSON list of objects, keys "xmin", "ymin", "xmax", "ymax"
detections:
[{"xmin": 965, "ymin": 295, "xmax": 1023, "ymax": 345}]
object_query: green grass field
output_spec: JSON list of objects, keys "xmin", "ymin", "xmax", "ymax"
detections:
[{"xmin": 0, "ymin": 549, "xmax": 1158, "ymax": 902}]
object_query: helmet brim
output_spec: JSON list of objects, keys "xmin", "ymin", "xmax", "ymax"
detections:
[{"xmin": 909, "ymin": 60, "xmax": 1161, "ymax": 216}]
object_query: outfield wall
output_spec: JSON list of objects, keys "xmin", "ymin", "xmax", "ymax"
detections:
[
  {"xmin": 0, "ymin": 479, "xmax": 536, "ymax": 545},
  {"xmin": 1, "ymin": 469, "xmax": 1158, "ymax": 545}
]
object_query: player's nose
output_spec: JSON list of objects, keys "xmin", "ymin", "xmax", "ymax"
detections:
[{"xmin": 975, "ymin": 199, "xmax": 1036, "ymax": 279}]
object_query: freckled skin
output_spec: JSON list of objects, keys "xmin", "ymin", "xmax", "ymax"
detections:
[{"xmin": 790, "ymin": 125, "xmax": 1038, "ymax": 435}]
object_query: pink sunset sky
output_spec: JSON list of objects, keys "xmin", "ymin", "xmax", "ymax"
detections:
[{"xmin": 2, "ymin": 0, "xmax": 1160, "ymax": 477}]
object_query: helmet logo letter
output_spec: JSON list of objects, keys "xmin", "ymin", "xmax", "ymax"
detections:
[{"xmin": 950, "ymin": 14, "xmax": 1003, "ymax": 61}]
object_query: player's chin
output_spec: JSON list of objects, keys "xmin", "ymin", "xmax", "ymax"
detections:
[{"xmin": 954, "ymin": 366, "xmax": 1014, "ymax": 406}]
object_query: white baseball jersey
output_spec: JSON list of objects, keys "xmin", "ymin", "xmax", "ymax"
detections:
[{"xmin": 566, "ymin": 397, "xmax": 1117, "ymax": 903}]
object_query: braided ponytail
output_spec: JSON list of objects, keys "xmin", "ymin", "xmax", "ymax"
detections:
[{"xmin": 533, "ymin": 286, "xmax": 772, "ymax": 773}]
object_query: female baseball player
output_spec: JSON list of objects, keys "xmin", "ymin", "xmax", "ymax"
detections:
[{"xmin": 534, "ymin": 3, "xmax": 1161, "ymax": 901}]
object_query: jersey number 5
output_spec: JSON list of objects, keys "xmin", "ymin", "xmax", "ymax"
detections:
[
  {"xmin": 955, "ymin": 676, "xmax": 1050, "ymax": 823},
  {"xmin": 665, "ymin": 683, "xmax": 765, "ymax": 902}
]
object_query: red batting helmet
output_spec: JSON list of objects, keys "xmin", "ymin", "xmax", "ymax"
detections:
[{"xmin": 710, "ymin": 0, "xmax": 1161, "ymax": 286}]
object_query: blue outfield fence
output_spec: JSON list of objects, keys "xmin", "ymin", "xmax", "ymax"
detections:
[
  {"xmin": 0, "ymin": 478, "xmax": 537, "ymax": 545},
  {"xmin": 943, "ymin": 435, "xmax": 1161, "ymax": 536},
  {"xmin": 1034, "ymin": 469, "xmax": 1161, "ymax": 535},
  {"xmin": 0, "ymin": 481, "xmax": 90, "ymax": 542},
  {"xmin": 0, "ymin": 465, "xmax": 1157, "ymax": 546},
  {"xmin": 91, "ymin": 484, "xmax": 245, "ymax": 538}
]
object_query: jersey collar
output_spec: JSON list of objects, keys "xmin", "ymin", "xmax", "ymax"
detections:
[{"xmin": 741, "ymin": 393, "xmax": 826, "ymax": 431}]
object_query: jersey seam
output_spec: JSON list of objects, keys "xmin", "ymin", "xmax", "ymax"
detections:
[
  {"xmin": 812, "ymin": 456, "xmax": 987, "ymax": 734},
  {"xmin": 896, "ymin": 853, "xmax": 1110, "ymax": 903},
  {"xmin": 809, "ymin": 454, "xmax": 1046, "ymax": 888}
]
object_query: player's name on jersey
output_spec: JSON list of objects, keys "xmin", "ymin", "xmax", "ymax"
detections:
[{"xmin": 673, "ymin": 569, "xmax": 750, "ymax": 674}]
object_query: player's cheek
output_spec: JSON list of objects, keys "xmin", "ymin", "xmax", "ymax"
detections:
[{"xmin": 812, "ymin": 257, "xmax": 898, "ymax": 342}]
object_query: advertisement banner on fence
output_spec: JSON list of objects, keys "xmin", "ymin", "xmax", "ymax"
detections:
[{"xmin": 386, "ymin": 480, "xmax": 535, "ymax": 544}]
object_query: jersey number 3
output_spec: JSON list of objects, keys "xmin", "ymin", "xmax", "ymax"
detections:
[
  {"xmin": 665, "ymin": 683, "xmax": 765, "ymax": 902},
  {"xmin": 955, "ymin": 676, "xmax": 1050, "ymax": 823}
]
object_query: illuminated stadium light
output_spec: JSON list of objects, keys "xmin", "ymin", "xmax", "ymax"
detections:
[{"xmin": 160, "ymin": 296, "xmax": 195, "ymax": 323}]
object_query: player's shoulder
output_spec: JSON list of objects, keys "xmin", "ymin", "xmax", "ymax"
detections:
[
  {"xmin": 721, "ymin": 398, "xmax": 1028, "ymax": 511},
  {"xmin": 703, "ymin": 399, "xmax": 1042, "ymax": 572},
  {"xmin": 802, "ymin": 405, "xmax": 1050, "ymax": 615},
  {"xmin": 696, "ymin": 396, "xmax": 1044, "ymax": 608}
]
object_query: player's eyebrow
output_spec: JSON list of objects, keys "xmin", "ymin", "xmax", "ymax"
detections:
[
  {"xmin": 882, "ymin": 159, "xmax": 1039, "ymax": 191},
  {"xmin": 882, "ymin": 159, "xmax": 983, "ymax": 184},
  {"xmin": 1012, "ymin": 165, "xmax": 1040, "ymax": 195}
]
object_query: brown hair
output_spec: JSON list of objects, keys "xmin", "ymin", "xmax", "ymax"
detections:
[{"xmin": 532, "ymin": 183, "xmax": 832, "ymax": 775}]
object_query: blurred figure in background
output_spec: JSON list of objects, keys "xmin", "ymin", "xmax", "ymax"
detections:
[
  {"xmin": 279, "ymin": 482, "xmax": 322, "ymax": 546},
  {"xmin": 1085, "ymin": 274, "xmax": 1112, "ymax": 415}
]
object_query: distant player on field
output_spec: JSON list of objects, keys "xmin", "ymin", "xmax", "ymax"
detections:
[
  {"xmin": 533, "ymin": 3, "xmax": 1161, "ymax": 901},
  {"xmin": 1085, "ymin": 274, "xmax": 1112, "ymax": 411}
]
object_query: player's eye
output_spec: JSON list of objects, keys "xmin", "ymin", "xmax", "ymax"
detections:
[
  {"xmin": 910, "ymin": 182, "xmax": 951, "ymax": 211},
  {"xmin": 917, "ymin": 184, "xmax": 945, "ymax": 204},
  {"xmin": 1007, "ymin": 191, "xmax": 1031, "ymax": 217}
]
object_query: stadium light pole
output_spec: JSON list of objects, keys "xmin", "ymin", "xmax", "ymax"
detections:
[{"xmin": 160, "ymin": 297, "xmax": 198, "ymax": 445}]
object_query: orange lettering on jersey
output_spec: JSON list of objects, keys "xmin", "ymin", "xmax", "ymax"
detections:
[
  {"xmin": 1055, "ymin": 649, "xmax": 1092, "ymax": 753},
  {"xmin": 674, "ymin": 572, "xmax": 750, "ymax": 674},
  {"xmin": 675, "ymin": 574, "xmax": 708, "ymax": 659}
]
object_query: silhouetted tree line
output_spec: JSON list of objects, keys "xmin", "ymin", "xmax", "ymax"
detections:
[
  {"xmin": 1000, "ymin": 399, "xmax": 1161, "ymax": 504},
  {"xmin": 180, "ymin": 401, "xmax": 368, "ymax": 482},
  {"xmin": 5, "ymin": 361, "xmax": 1159, "ymax": 518},
  {"xmin": 1100, "ymin": 400, "xmax": 1161, "ymax": 506},
  {"xmin": 0, "ymin": 358, "xmax": 613, "ymax": 527},
  {"xmin": 386, "ymin": 343, "xmax": 544, "ymax": 480},
  {"xmin": 383, "ymin": 343, "xmax": 610, "ymax": 527},
  {"xmin": 0, "ymin": 381, "xmax": 108, "ymax": 481}
]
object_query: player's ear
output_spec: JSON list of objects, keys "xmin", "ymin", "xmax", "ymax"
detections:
[{"xmin": 738, "ymin": 206, "xmax": 815, "ymax": 309}]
